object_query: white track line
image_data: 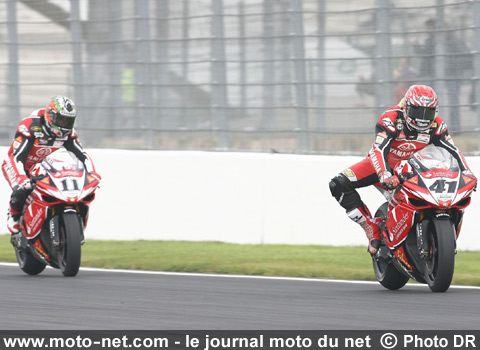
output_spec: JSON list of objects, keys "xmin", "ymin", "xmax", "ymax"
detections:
[{"xmin": 1, "ymin": 262, "xmax": 479, "ymax": 290}]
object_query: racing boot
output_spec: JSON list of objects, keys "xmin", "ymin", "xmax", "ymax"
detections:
[
  {"xmin": 347, "ymin": 205, "xmax": 382, "ymax": 254},
  {"xmin": 7, "ymin": 210, "xmax": 28, "ymax": 250},
  {"xmin": 7, "ymin": 210, "xmax": 20, "ymax": 234},
  {"xmin": 360, "ymin": 217, "xmax": 382, "ymax": 255},
  {"xmin": 10, "ymin": 231, "xmax": 28, "ymax": 251}
]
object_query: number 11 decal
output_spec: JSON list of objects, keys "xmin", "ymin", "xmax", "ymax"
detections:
[{"xmin": 61, "ymin": 178, "xmax": 80, "ymax": 191}]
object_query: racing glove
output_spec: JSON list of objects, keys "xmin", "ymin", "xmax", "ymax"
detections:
[{"xmin": 378, "ymin": 171, "xmax": 400, "ymax": 191}]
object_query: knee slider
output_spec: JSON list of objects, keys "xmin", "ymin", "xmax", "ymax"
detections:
[
  {"xmin": 329, "ymin": 173, "xmax": 362, "ymax": 211},
  {"xmin": 329, "ymin": 173, "xmax": 352, "ymax": 198}
]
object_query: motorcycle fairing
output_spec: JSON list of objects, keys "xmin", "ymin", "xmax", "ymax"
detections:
[
  {"xmin": 393, "ymin": 246, "xmax": 412, "ymax": 271},
  {"xmin": 23, "ymin": 200, "xmax": 49, "ymax": 239},
  {"xmin": 402, "ymin": 173, "xmax": 475, "ymax": 209},
  {"xmin": 33, "ymin": 239, "xmax": 50, "ymax": 262},
  {"xmin": 385, "ymin": 203, "xmax": 415, "ymax": 249}
]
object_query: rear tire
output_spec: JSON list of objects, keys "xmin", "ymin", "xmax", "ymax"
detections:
[
  {"xmin": 424, "ymin": 219, "xmax": 455, "ymax": 292},
  {"xmin": 372, "ymin": 203, "xmax": 409, "ymax": 290},
  {"xmin": 15, "ymin": 249, "xmax": 46, "ymax": 275},
  {"xmin": 58, "ymin": 213, "xmax": 82, "ymax": 277},
  {"xmin": 373, "ymin": 259, "xmax": 409, "ymax": 290}
]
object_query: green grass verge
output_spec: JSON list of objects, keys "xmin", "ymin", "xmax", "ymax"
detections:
[{"xmin": 1, "ymin": 234, "xmax": 480, "ymax": 286}]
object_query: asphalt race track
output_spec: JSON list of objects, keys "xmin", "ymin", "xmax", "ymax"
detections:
[{"xmin": 1, "ymin": 263, "xmax": 479, "ymax": 330}]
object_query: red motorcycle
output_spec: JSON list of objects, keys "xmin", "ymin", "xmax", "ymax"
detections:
[
  {"xmin": 372, "ymin": 145, "xmax": 476, "ymax": 292},
  {"xmin": 12, "ymin": 149, "xmax": 99, "ymax": 277}
]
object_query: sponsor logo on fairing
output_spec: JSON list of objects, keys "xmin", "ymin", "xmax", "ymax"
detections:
[
  {"xmin": 423, "ymin": 170, "xmax": 457, "ymax": 179},
  {"xmin": 53, "ymin": 170, "xmax": 83, "ymax": 178},
  {"xmin": 33, "ymin": 240, "xmax": 50, "ymax": 261},
  {"xmin": 30, "ymin": 207, "xmax": 44, "ymax": 230},
  {"xmin": 394, "ymin": 247, "xmax": 412, "ymax": 269},
  {"xmin": 391, "ymin": 213, "xmax": 410, "ymax": 240}
]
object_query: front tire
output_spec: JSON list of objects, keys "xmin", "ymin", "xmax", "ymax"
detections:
[
  {"xmin": 57, "ymin": 212, "xmax": 83, "ymax": 277},
  {"xmin": 424, "ymin": 219, "xmax": 455, "ymax": 292}
]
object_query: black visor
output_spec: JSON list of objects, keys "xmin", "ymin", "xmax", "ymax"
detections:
[
  {"xmin": 51, "ymin": 112, "xmax": 76, "ymax": 129},
  {"xmin": 406, "ymin": 105, "xmax": 436, "ymax": 122}
]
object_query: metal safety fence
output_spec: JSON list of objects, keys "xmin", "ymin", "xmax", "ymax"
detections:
[{"xmin": 0, "ymin": 0, "xmax": 479, "ymax": 155}]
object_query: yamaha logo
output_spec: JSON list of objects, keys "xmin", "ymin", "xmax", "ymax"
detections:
[{"xmin": 36, "ymin": 148, "xmax": 53, "ymax": 157}]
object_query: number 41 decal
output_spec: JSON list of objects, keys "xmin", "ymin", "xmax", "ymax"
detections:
[{"xmin": 429, "ymin": 179, "xmax": 457, "ymax": 193}]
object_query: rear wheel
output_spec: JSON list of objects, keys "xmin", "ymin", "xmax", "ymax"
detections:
[
  {"xmin": 57, "ymin": 212, "xmax": 82, "ymax": 277},
  {"xmin": 15, "ymin": 249, "xmax": 46, "ymax": 275},
  {"xmin": 373, "ymin": 259, "xmax": 409, "ymax": 290},
  {"xmin": 424, "ymin": 219, "xmax": 455, "ymax": 292},
  {"xmin": 372, "ymin": 203, "xmax": 409, "ymax": 290}
]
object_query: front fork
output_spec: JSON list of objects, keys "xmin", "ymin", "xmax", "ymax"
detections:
[
  {"xmin": 416, "ymin": 210, "xmax": 459, "ymax": 259},
  {"xmin": 49, "ymin": 206, "xmax": 86, "ymax": 248},
  {"xmin": 49, "ymin": 215, "xmax": 61, "ymax": 250},
  {"xmin": 416, "ymin": 219, "xmax": 430, "ymax": 259}
]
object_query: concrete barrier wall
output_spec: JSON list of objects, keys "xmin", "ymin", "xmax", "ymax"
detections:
[{"xmin": 0, "ymin": 147, "xmax": 479, "ymax": 250}]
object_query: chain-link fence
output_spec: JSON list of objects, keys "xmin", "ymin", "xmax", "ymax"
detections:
[{"xmin": 0, "ymin": 0, "xmax": 479, "ymax": 155}]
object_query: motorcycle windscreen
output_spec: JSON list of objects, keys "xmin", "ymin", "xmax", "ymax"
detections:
[{"xmin": 411, "ymin": 145, "xmax": 459, "ymax": 172}]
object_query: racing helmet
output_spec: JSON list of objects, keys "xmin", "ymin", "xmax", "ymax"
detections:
[
  {"xmin": 403, "ymin": 85, "xmax": 438, "ymax": 132},
  {"xmin": 45, "ymin": 96, "xmax": 77, "ymax": 137}
]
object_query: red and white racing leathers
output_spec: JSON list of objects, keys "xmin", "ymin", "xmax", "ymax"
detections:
[
  {"xmin": 367, "ymin": 105, "xmax": 468, "ymax": 180},
  {"xmin": 329, "ymin": 103, "xmax": 471, "ymax": 253},
  {"xmin": 2, "ymin": 108, "xmax": 97, "ymax": 190},
  {"xmin": 347, "ymin": 105, "xmax": 469, "ymax": 198}
]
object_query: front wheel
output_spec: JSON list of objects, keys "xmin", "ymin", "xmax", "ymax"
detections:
[
  {"xmin": 57, "ymin": 212, "xmax": 83, "ymax": 277},
  {"xmin": 424, "ymin": 219, "xmax": 456, "ymax": 292}
]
